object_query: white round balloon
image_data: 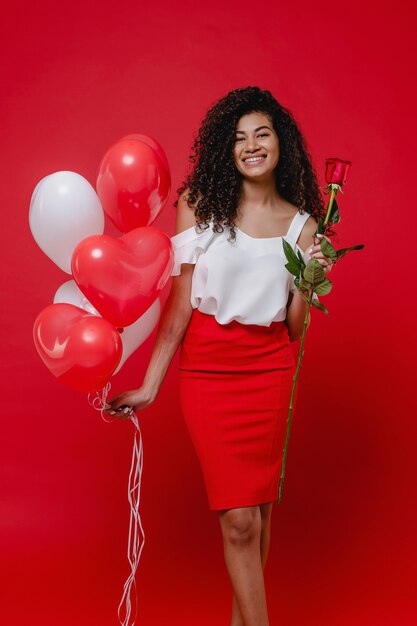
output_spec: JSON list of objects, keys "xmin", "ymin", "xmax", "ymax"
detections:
[
  {"xmin": 54, "ymin": 280, "xmax": 99, "ymax": 316},
  {"xmin": 29, "ymin": 171, "xmax": 105, "ymax": 273}
]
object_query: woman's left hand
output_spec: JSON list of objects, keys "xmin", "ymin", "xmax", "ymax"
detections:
[{"xmin": 305, "ymin": 233, "xmax": 334, "ymax": 275}]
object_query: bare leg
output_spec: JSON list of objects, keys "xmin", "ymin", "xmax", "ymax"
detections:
[
  {"xmin": 229, "ymin": 502, "xmax": 274, "ymax": 626},
  {"xmin": 217, "ymin": 503, "xmax": 273, "ymax": 626}
]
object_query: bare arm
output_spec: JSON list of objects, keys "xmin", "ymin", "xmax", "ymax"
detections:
[
  {"xmin": 106, "ymin": 190, "xmax": 199, "ymax": 414},
  {"xmin": 141, "ymin": 265, "xmax": 194, "ymax": 401}
]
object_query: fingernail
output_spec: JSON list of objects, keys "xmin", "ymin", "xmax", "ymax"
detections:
[
  {"xmin": 109, "ymin": 411, "xmax": 116, "ymax": 415},
  {"xmin": 123, "ymin": 407, "xmax": 130, "ymax": 414}
]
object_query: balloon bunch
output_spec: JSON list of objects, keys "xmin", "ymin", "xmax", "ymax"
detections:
[{"xmin": 30, "ymin": 135, "xmax": 173, "ymax": 393}]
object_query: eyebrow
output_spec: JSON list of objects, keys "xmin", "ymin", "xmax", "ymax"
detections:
[{"xmin": 235, "ymin": 125, "xmax": 272, "ymax": 134}]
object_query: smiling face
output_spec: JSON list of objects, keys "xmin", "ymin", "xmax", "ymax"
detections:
[{"xmin": 233, "ymin": 111, "xmax": 279, "ymax": 180}]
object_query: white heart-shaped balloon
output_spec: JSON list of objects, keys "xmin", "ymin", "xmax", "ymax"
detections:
[{"xmin": 114, "ymin": 298, "xmax": 161, "ymax": 373}]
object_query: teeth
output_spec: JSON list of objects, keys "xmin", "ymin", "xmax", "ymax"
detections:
[{"xmin": 244, "ymin": 156, "xmax": 265, "ymax": 163}]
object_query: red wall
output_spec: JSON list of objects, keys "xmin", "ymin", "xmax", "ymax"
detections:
[{"xmin": 1, "ymin": 0, "xmax": 415, "ymax": 624}]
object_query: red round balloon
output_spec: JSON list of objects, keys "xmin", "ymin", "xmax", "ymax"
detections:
[
  {"xmin": 72, "ymin": 226, "xmax": 174, "ymax": 327},
  {"xmin": 97, "ymin": 137, "xmax": 171, "ymax": 232},
  {"xmin": 33, "ymin": 303, "xmax": 122, "ymax": 393}
]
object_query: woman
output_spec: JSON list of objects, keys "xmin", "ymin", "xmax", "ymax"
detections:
[{"xmin": 106, "ymin": 86, "xmax": 334, "ymax": 626}]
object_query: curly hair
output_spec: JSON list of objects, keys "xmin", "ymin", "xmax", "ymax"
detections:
[{"xmin": 174, "ymin": 85, "xmax": 326, "ymax": 242}]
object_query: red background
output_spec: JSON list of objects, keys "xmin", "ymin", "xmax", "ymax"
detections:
[{"xmin": 1, "ymin": 1, "xmax": 415, "ymax": 624}]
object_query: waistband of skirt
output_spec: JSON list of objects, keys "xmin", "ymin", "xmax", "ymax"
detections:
[
  {"xmin": 189, "ymin": 308, "xmax": 287, "ymax": 332},
  {"xmin": 179, "ymin": 309, "xmax": 295, "ymax": 372}
]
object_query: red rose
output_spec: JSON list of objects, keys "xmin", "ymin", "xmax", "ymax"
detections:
[{"xmin": 325, "ymin": 157, "xmax": 352, "ymax": 186}]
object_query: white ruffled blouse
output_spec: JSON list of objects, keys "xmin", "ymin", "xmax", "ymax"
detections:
[{"xmin": 170, "ymin": 210, "xmax": 317, "ymax": 327}]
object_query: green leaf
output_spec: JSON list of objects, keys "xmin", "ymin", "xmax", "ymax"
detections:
[
  {"xmin": 282, "ymin": 238, "xmax": 301, "ymax": 273},
  {"xmin": 329, "ymin": 197, "xmax": 341, "ymax": 224},
  {"xmin": 285, "ymin": 260, "xmax": 301, "ymax": 277},
  {"xmin": 300, "ymin": 277, "xmax": 313, "ymax": 291},
  {"xmin": 311, "ymin": 298, "xmax": 329, "ymax": 315},
  {"xmin": 336, "ymin": 243, "xmax": 365, "ymax": 260},
  {"xmin": 314, "ymin": 278, "xmax": 333, "ymax": 296},
  {"xmin": 303, "ymin": 258, "xmax": 326, "ymax": 285},
  {"xmin": 297, "ymin": 250, "xmax": 306, "ymax": 271},
  {"xmin": 320, "ymin": 238, "xmax": 337, "ymax": 262}
]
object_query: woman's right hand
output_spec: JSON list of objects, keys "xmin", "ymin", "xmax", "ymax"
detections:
[{"xmin": 104, "ymin": 386, "xmax": 156, "ymax": 419}]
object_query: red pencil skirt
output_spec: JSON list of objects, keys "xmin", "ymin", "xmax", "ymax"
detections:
[{"xmin": 178, "ymin": 308, "xmax": 297, "ymax": 511}]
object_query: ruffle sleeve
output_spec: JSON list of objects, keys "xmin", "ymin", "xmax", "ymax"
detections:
[{"xmin": 170, "ymin": 224, "xmax": 218, "ymax": 276}]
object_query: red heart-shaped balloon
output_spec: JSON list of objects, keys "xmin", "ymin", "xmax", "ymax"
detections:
[
  {"xmin": 33, "ymin": 303, "xmax": 122, "ymax": 393},
  {"xmin": 72, "ymin": 226, "xmax": 174, "ymax": 327}
]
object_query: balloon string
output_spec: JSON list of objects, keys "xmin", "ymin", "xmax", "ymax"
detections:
[
  {"xmin": 87, "ymin": 382, "xmax": 113, "ymax": 422},
  {"xmin": 88, "ymin": 383, "xmax": 145, "ymax": 626}
]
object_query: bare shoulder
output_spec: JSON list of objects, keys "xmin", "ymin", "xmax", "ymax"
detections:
[
  {"xmin": 297, "ymin": 214, "xmax": 318, "ymax": 251},
  {"xmin": 175, "ymin": 188, "xmax": 201, "ymax": 234}
]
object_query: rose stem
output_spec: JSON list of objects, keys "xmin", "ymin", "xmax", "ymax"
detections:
[
  {"xmin": 278, "ymin": 289, "xmax": 313, "ymax": 504},
  {"xmin": 323, "ymin": 186, "xmax": 337, "ymax": 227}
]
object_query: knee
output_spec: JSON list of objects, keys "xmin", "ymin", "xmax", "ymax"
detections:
[
  {"xmin": 260, "ymin": 502, "xmax": 273, "ymax": 530},
  {"xmin": 220, "ymin": 507, "xmax": 262, "ymax": 547}
]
